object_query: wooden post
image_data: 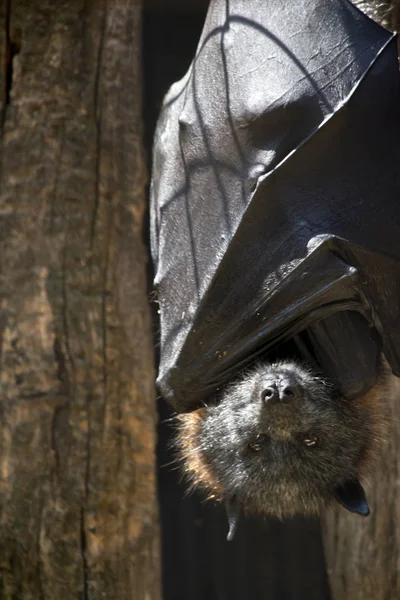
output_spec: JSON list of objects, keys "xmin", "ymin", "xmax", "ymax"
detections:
[
  {"xmin": 0, "ymin": 1, "xmax": 160, "ymax": 598},
  {"xmin": 322, "ymin": 378, "xmax": 400, "ymax": 599}
]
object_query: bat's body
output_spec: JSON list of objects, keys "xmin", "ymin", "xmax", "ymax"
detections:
[
  {"xmin": 176, "ymin": 358, "xmax": 390, "ymax": 537},
  {"xmin": 151, "ymin": 0, "xmax": 400, "ymax": 537}
]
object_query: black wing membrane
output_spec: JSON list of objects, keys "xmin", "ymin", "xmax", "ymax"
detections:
[{"xmin": 150, "ymin": 0, "xmax": 400, "ymax": 412}]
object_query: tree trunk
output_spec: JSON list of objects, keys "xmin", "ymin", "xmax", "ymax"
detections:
[
  {"xmin": 0, "ymin": 1, "xmax": 160, "ymax": 599},
  {"xmin": 322, "ymin": 377, "xmax": 400, "ymax": 600}
]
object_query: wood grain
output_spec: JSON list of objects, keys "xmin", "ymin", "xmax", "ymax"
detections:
[{"xmin": 0, "ymin": 1, "xmax": 160, "ymax": 598}]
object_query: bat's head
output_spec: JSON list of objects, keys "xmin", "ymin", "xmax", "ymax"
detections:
[{"xmin": 176, "ymin": 360, "xmax": 386, "ymax": 539}]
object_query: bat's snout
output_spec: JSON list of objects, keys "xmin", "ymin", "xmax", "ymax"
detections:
[{"xmin": 261, "ymin": 377, "xmax": 303, "ymax": 405}]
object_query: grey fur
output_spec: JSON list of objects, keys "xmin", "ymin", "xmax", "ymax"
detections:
[{"xmin": 190, "ymin": 361, "xmax": 374, "ymax": 519}]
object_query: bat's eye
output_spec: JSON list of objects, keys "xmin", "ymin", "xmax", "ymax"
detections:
[
  {"xmin": 302, "ymin": 434, "xmax": 318, "ymax": 448},
  {"xmin": 248, "ymin": 434, "xmax": 267, "ymax": 452}
]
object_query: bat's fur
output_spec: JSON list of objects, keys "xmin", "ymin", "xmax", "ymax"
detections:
[{"xmin": 175, "ymin": 358, "xmax": 390, "ymax": 519}]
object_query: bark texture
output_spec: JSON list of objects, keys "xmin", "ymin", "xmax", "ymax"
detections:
[
  {"xmin": 322, "ymin": 377, "xmax": 400, "ymax": 600},
  {"xmin": 0, "ymin": 1, "xmax": 160, "ymax": 599}
]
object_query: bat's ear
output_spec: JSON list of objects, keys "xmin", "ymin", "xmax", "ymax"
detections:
[
  {"xmin": 333, "ymin": 478, "xmax": 370, "ymax": 516},
  {"xmin": 225, "ymin": 495, "xmax": 240, "ymax": 541}
]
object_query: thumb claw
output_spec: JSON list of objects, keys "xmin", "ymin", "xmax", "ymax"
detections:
[{"xmin": 225, "ymin": 495, "xmax": 240, "ymax": 541}]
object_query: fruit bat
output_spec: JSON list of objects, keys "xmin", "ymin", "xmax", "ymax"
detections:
[
  {"xmin": 150, "ymin": 0, "xmax": 400, "ymax": 416},
  {"xmin": 150, "ymin": 0, "xmax": 400, "ymax": 538}
]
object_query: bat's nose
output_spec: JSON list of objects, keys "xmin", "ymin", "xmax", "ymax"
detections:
[
  {"xmin": 262, "ymin": 385, "xmax": 280, "ymax": 403},
  {"xmin": 262, "ymin": 380, "xmax": 301, "ymax": 404}
]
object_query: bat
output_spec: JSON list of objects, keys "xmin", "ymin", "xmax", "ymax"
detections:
[
  {"xmin": 175, "ymin": 357, "xmax": 390, "ymax": 540},
  {"xmin": 150, "ymin": 0, "xmax": 400, "ymax": 537}
]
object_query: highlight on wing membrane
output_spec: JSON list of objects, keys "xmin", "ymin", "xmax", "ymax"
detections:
[{"xmin": 151, "ymin": 0, "xmax": 400, "ymax": 413}]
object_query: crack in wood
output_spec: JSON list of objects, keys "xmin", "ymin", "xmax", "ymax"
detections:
[
  {"xmin": 80, "ymin": 506, "xmax": 89, "ymax": 600},
  {"xmin": 0, "ymin": 0, "xmax": 11, "ymax": 126},
  {"xmin": 90, "ymin": 2, "xmax": 107, "ymax": 251},
  {"xmin": 100, "ymin": 205, "xmax": 111, "ymax": 429},
  {"xmin": 53, "ymin": 336, "xmax": 70, "ymax": 393},
  {"xmin": 81, "ymin": 388, "xmax": 92, "ymax": 600},
  {"xmin": 1, "ymin": 0, "xmax": 21, "ymax": 131},
  {"xmin": 61, "ymin": 242, "xmax": 75, "ymax": 392}
]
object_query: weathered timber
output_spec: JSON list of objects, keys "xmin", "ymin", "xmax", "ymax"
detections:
[
  {"xmin": 322, "ymin": 377, "xmax": 400, "ymax": 600},
  {"xmin": 0, "ymin": 1, "xmax": 160, "ymax": 599}
]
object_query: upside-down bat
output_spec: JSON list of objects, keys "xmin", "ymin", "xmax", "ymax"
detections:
[{"xmin": 150, "ymin": 0, "xmax": 400, "ymax": 538}]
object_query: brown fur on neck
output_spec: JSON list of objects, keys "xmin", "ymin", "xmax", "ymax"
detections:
[{"xmin": 176, "ymin": 408, "xmax": 224, "ymax": 500}]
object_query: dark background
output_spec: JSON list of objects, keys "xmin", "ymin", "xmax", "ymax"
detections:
[{"xmin": 143, "ymin": 4, "xmax": 331, "ymax": 599}]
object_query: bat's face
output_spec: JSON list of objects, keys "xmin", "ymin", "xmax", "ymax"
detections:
[{"xmin": 178, "ymin": 361, "xmax": 375, "ymax": 520}]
